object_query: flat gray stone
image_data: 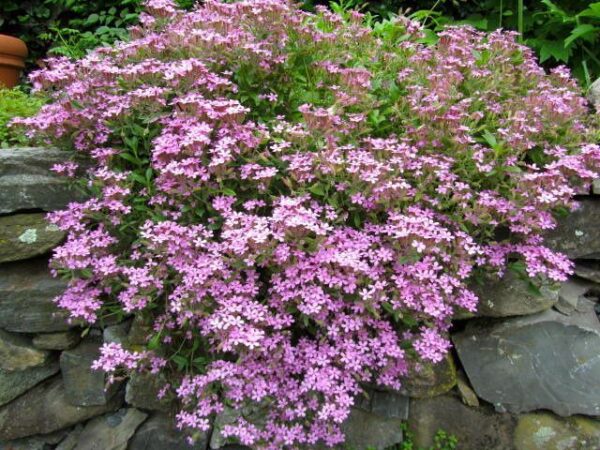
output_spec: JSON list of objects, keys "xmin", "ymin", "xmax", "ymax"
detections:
[
  {"xmin": 471, "ymin": 272, "xmax": 558, "ymax": 317},
  {"xmin": 0, "ymin": 213, "xmax": 65, "ymax": 263},
  {"xmin": 556, "ymin": 278, "xmax": 598, "ymax": 315},
  {"xmin": 32, "ymin": 330, "xmax": 81, "ymax": 350},
  {"xmin": 342, "ymin": 407, "xmax": 404, "ymax": 450},
  {"xmin": 589, "ymin": 77, "xmax": 600, "ymax": 112},
  {"xmin": 0, "ymin": 329, "xmax": 49, "ymax": 372},
  {"xmin": 0, "ymin": 429, "xmax": 69, "ymax": 450},
  {"xmin": 125, "ymin": 372, "xmax": 172, "ymax": 412},
  {"xmin": 355, "ymin": 389, "xmax": 409, "ymax": 420},
  {"xmin": 453, "ymin": 302, "xmax": 600, "ymax": 416},
  {"xmin": 0, "ymin": 258, "xmax": 73, "ymax": 333},
  {"xmin": 544, "ymin": 199, "xmax": 600, "ymax": 259},
  {"xmin": 408, "ymin": 394, "xmax": 516, "ymax": 450},
  {"xmin": 574, "ymin": 261, "xmax": 600, "ymax": 284},
  {"xmin": 0, "ymin": 147, "xmax": 88, "ymax": 214},
  {"xmin": 103, "ymin": 320, "xmax": 131, "ymax": 345},
  {"xmin": 514, "ymin": 412, "xmax": 600, "ymax": 450},
  {"xmin": 0, "ymin": 357, "xmax": 60, "ymax": 406},
  {"xmin": 55, "ymin": 425, "xmax": 83, "ymax": 450},
  {"xmin": 0, "ymin": 376, "xmax": 122, "ymax": 441},
  {"xmin": 398, "ymin": 354, "xmax": 457, "ymax": 398},
  {"xmin": 128, "ymin": 413, "xmax": 208, "ymax": 450},
  {"xmin": 60, "ymin": 340, "xmax": 119, "ymax": 406},
  {"xmin": 73, "ymin": 408, "xmax": 147, "ymax": 450}
]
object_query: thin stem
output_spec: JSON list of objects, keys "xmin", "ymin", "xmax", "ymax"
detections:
[{"xmin": 517, "ymin": 0, "xmax": 524, "ymax": 42}]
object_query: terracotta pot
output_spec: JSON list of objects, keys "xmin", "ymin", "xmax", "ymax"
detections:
[{"xmin": 0, "ymin": 35, "xmax": 28, "ymax": 88}]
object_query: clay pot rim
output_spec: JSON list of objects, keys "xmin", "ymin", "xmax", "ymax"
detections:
[{"xmin": 0, "ymin": 34, "xmax": 28, "ymax": 58}]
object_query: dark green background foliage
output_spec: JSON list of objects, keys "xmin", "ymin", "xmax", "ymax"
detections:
[{"xmin": 1, "ymin": 0, "xmax": 599, "ymax": 87}]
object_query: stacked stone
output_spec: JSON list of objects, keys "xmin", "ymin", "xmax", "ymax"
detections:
[
  {"xmin": 3, "ymin": 90, "xmax": 600, "ymax": 450},
  {"xmin": 0, "ymin": 148, "xmax": 206, "ymax": 450}
]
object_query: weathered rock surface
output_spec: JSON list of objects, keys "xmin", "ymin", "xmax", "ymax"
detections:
[
  {"xmin": 125, "ymin": 372, "xmax": 172, "ymax": 412},
  {"xmin": 73, "ymin": 408, "xmax": 147, "ymax": 450},
  {"xmin": 456, "ymin": 371, "xmax": 479, "ymax": 407},
  {"xmin": 0, "ymin": 357, "xmax": 59, "ymax": 406},
  {"xmin": 55, "ymin": 425, "xmax": 83, "ymax": 450},
  {"xmin": 0, "ymin": 429, "xmax": 69, "ymax": 450},
  {"xmin": 471, "ymin": 272, "xmax": 558, "ymax": 317},
  {"xmin": 453, "ymin": 302, "xmax": 600, "ymax": 416},
  {"xmin": 342, "ymin": 407, "xmax": 404, "ymax": 450},
  {"xmin": 399, "ymin": 354, "xmax": 456, "ymax": 398},
  {"xmin": 588, "ymin": 77, "xmax": 600, "ymax": 112},
  {"xmin": 60, "ymin": 340, "xmax": 119, "ymax": 406},
  {"xmin": 408, "ymin": 394, "xmax": 516, "ymax": 450},
  {"xmin": 0, "ymin": 376, "xmax": 122, "ymax": 441},
  {"xmin": 0, "ymin": 330, "xmax": 49, "ymax": 372},
  {"xmin": 0, "ymin": 258, "xmax": 73, "ymax": 333},
  {"xmin": 0, "ymin": 213, "xmax": 65, "ymax": 263},
  {"xmin": 0, "ymin": 147, "xmax": 88, "ymax": 214},
  {"xmin": 127, "ymin": 315, "xmax": 151, "ymax": 347},
  {"xmin": 128, "ymin": 413, "xmax": 208, "ymax": 450},
  {"xmin": 574, "ymin": 261, "xmax": 600, "ymax": 284},
  {"xmin": 102, "ymin": 321, "xmax": 131, "ymax": 346},
  {"xmin": 544, "ymin": 199, "xmax": 600, "ymax": 259},
  {"xmin": 32, "ymin": 330, "xmax": 81, "ymax": 350},
  {"xmin": 514, "ymin": 412, "xmax": 600, "ymax": 450},
  {"xmin": 356, "ymin": 389, "xmax": 409, "ymax": 420},
  {"xmin": 556, "ymin": 278, "xmax": 598, "ymax": 315},
  {"xmin": 0, "ymin": 329, "xmax": 49, "ymax": 372}
]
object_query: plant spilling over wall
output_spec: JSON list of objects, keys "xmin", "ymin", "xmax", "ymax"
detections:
[{"xmin": 13, "ymin": 0, "xmax": 600, "ymax": 447}]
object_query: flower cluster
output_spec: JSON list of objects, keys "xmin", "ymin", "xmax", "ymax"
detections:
[{"xmin": 14, "ymin": 0, "xmax": 600, "ymax": 447}]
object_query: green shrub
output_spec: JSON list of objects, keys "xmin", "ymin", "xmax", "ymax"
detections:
[{"xmin": 0, "ymin": 88, "xmax": 44, "ymax": 147}]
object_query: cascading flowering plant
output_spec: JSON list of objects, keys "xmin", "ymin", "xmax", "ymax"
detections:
[{"xmin": 13, "ymin": 0, "xmax": 600, "ymax": 447}]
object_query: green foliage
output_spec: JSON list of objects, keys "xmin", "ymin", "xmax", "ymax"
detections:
[
  {"xmin": 0, "ymin": 88, "xmax": 44, "ymax": 147},
  {"xmin": 306, "ymin": 1, "xmax": 600, "ymax": 88},
  {"xmin": 0, "ymin": 0, "xmax": 197, "ymax": 69},
  {"xmin": 397, "ymin": 423, "xmax": 458, "ymax": 450}
]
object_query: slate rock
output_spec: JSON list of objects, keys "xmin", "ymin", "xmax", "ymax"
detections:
[
  {"xmin": 453, "ymin": 302, "xmax": 600, "ymax": 416},
  {"xmin": 60, "ymin": 340, "xmax": 120, "ymax": 406},
  {"xmin": 355, "ymin": 389, "xmax": 409, "ymax": 420},
  {"xmin": 342, "ymin": 407, "xmax": 404, "ymax": 450},
  {"xmin": 574, "ymin": 261, "xmax": 600, "ymax": 284},
  {"xmin": 102, "ymin": 321, "xmax": 131, "ymax": 346},
  {"xmin": 593, "ymin": 178, "xmax": 600, "ymax": 195},
  {"xmin": 556, "ymin": 278, "xmax": 598, "ymax": 315},
  {"xmin": 0, "ymin": 376, "xmax": 122, "ymax": 441},
  {"xmin": 588, "ymin": 77, "xmax": 600, "ymax": 112},
  {"xmin": 55, "ymin": 425, "xmax": 83, "ymax": 450},
  {"xmin": 408, "ymin": 394, "xmax": 516, "ymax": 450},
  {"xmin": 0, "ymin": 147, "xmax": 88, "ymax": 214},
  {"xmin": 0, "ymin": 357, "xmax": 60, "ymax": 407},
  {"xmin": 127, "ymin": 315, "xmax": 151, "ymax": 348},
  {"xmin": 32, "ymin": 330, "xmax": 81, "ymax": 351},
  {"xmin": 0, "ymin": 258, "xmax": 73, "ymax": 333},
  {"xmin": 399, "ymin": 354, "xmax": 456, "ymax": 398},
  {"xmin": 0, "ymin": 329, "xmax": 49, "ymax": 372},
  {"xmin": 0, "ymin": 213, "xmax": 65, "ymax": 263},
  {"xmin": 456, "ymin": 371, "xmax": 479, "ymax": 408},
  {"xmin": 73, "ymin": 408, "xmax": 147, "ymax": 450},
  {"xmin": 471, "ymin": 272, "xmax": 558, "ymax": 317},
  {"xmin": 543, "ymin": 199, "xmax": 600, "ymax": 259},
  {"xmin": 0, "ymin": 429, "xmax": 69, "ymax": 450},
  {"xmin": 514, "ymin": 412, "xmax": 600, "ymax": 450},
  {"xmin": 128, "ymin": 413, "xmax": 208, "ymax": 450},
  {"xmin": 125, "ymin": 372, "xmax": 172, "ymax": 412}
]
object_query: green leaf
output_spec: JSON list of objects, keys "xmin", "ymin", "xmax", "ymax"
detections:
[
  {"xmin": 147, "ymin": 332, "xmax": 161, "ymax": 350},
  {"xmin": 221, "ymin": 187, "xmax": 236, "ymax": 196},
  {"xmin": 578, "ymin": 3, "xmax": 600, "ymax": 19},
  {"xmin": 535, "ymin": 39, "xmax": 570, "ymax": 63},
  {"xmin": 564, "ymin": 24, "xmax": 598, "ymax": 48},
  {"xmin": 309, "ymin": 182, "xmax": 326, "ymax": 196}
]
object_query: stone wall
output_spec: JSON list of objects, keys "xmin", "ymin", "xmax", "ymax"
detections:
[{"xmin": 1, "ymin": 146, "xmax": 600, "ymax": 450}]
